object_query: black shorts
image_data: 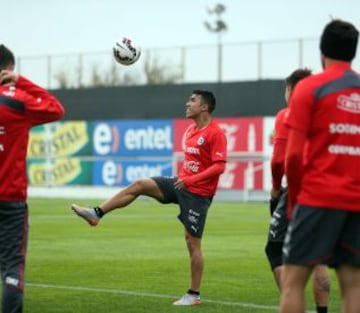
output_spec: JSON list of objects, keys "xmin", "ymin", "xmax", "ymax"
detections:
[
  {"xmin": 283, "ymin": 205, "xmax": 360, "ymax": 268},
  {"xmin": 151, "ymin": 176, "xmax": 212, "ymax": 238},
  {"xmin": 267, "ymin": 191, "xmax": 288, "ymax": 243},
  {"xmin": 265, "ymin": 191, "xmax": 289, "ymax": 269},
  {"xmin": 0, "ymin": 201, "xmax": 28, "ymax": 291}
]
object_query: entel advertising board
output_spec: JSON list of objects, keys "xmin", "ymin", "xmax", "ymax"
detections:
[
  {"xmin": 174, "ymin": 118, "xmax": 272, "ymax": 190},
  {"xmin": 92, "ymin": 160, "xmax": 172, "ymax": 186},
  {"xmin": 92, "ymin": 120, "xmax": 173, "ymax": 186},
  {"xmin": 92, "ymin": 120, "xmax": 173, "ymax": 156}
]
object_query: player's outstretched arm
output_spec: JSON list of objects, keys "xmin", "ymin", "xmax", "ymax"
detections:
[{"xmin": 175, "ymin": 161, "xmax": 226, "ymax": 189}]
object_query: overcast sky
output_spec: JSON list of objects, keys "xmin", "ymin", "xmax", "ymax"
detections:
[
  {"xmin": 3, "ymin": 0, "xmax": 359, "ymax": 54},
  {"xmin": 2, "ymin": 0, "xmax": 360, "ymax": 85}
]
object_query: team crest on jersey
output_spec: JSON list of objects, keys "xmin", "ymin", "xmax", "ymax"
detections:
[
  {"xmin": 197, "ymin": 136, "xmax": 205, "ymax": 145},
  {"xmin": 337, "ymin": 93, "xmax": 360, "ymax": 114}
]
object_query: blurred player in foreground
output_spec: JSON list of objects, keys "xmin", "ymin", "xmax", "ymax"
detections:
[
  {"xmin": 280, "ymin": 19, "xmax": 360, "ymax": 313},
  {"xmin": 265, "ymin": 68, "xmax": 330, "ymax": 313},
  {"xmin": 71, "ymin": 89, "xmax": 227, "ymax": 306},
  {"xmin": 0, "ymin": 44, "xmax": 64, "ymax": 313}
]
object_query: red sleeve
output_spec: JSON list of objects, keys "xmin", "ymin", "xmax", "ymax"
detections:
[
  {"xmin": 273, "ymin": 109, "xmax": 289, "ymax": 140},
  {"xmin": 211, "ymin": 131, "xmax": 227, "ymax": 163},
  {"xmin": 271, "ymin": 139, "xmax": 286, "ymax": 190},
  {"xmin": 285, "ymin": 79, "xmax": 314, "ymax": 132},
  {"xmin": 271, "ymin": 109, "xmax": 288, "ymax": 190},
  {"xmin": 284, "ymin": 80, "xmax": 313, "ymax": 219},
  {"xmin": 16, "ymin": 76, "xmax": 65, "ymax": 126},
  {"xmin": 285, "ymin": 129, "xmax": 306, "ymax": 219},
  {"xmin": 183, "ymin": 161, "xmax": 226, "ymax": 186}
]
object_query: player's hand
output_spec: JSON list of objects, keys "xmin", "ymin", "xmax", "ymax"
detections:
[
  {"xmin": 0, "ymin": 70, "xmax": 18, "ymax": 86},
  {"xmin": 174, "ymin": 178, "xmax": 185, "ymax": 190},
  {"xmin": 269, "ymin": 188, "xmax": 283, "ymax": 216},
  {"xmin": 270, "ymin": 188, "xmax": 282, "ymax": 200}
]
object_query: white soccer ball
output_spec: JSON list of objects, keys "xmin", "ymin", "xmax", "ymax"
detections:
[{"xmin": 113, "ymin": 37, "xmax": 141, "ymax": 66}]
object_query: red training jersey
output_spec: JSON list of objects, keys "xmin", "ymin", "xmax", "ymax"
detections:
[
  {"xmin": 286, "ymin": 62, "xmax": 360, "ymax": 211},
  {"xmin": 179, "ymin": 120, "xmax": 227, "ymax": 197},
  {"xmin": 0, "ymin": 76, "xmax": 65, "ymax": 201}
]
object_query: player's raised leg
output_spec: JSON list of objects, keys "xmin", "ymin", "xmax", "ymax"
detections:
[{"xmin": 71, "ymin": 178, "xmax": 165, "ymax": 226}]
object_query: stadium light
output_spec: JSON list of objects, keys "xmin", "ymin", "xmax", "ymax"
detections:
[{"xmin": 204, "ymin": 3, "xmax": 227, "ymax": 83}]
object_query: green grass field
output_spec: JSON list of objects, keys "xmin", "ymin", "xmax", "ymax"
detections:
[{"xmin": 2, "ymin": 198, "xmax": 340, "ymax": 312}]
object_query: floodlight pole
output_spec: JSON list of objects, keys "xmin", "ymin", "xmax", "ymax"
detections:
[
  {"xmin": 217, "ymin": 31, "xmax": 222, "ymax": 83},
  {"xmin": 204, "ymin": 3, "xmax": 227, "ymax": 83}
]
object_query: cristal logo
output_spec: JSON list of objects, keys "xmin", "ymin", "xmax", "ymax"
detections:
[
  {"xmin": 28, "ymin": 122, "xmax": 89, "ymax": 157},
  {"xmin": 184, "ymin": 160, "xmax": 200, "ymax": 173},
  {"xmin": 337, "ymin": 93, "xmax": 360, "ymax": 114}
]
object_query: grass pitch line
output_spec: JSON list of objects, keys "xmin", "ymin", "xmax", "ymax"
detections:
[{"xmin": 27, "ymin": 282, "xmax": 279, "ymax": 311}]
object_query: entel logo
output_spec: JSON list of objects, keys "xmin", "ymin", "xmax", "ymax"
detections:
[
  {"xmin": 93, "ymin": 123, "xmax": 120, "ymax": 155},
  {"xmin": 102, "ymin": 161, "xmax": 123, "ymax": 186},
  {"xmin": 93, "ymin": 123, "xmax": 172, "ymax": 155},
  {"xmin": 101, "ymin": 161, "xmax": 165, "ymax": 185}
]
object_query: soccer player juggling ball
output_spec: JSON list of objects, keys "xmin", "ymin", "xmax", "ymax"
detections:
[{"xmin": 72, "ymin": 89, "xmax": 227, "ymax": 306}]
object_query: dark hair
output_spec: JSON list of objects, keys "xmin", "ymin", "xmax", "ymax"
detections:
[
  {"xmin": 0, "ymin": 44, "xmax": 15, "ymax": 70},
  {"xmin": 320, "ymin": 19, "xmax": 359, "ymax": 61},
  {"xmin": 192, "ymin": 89, "xmax": 216, "ymax": 113},
  {"xmin": 285, "ymin": 68, "xmax": 312, "ymax": 90}
]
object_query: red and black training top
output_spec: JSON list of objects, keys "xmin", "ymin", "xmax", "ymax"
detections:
[
  {"xmin": 0, "ymin": 76, "xmax": 64, "ymax": 201},
  {"xmin": 179, "ymin": 120, "xmax": 227, "ymax": 197},
  {"xmin": 286, "ymin": 62, "xmax": 360, "ymax": 213}
]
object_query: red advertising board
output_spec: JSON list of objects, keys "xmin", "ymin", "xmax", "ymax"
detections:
[{"xmin": 173, "ymin": 118, "xmax": 265, "ymax": 190}]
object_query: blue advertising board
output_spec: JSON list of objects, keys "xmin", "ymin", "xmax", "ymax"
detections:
[
  {"xmin": 93, "ymin": 160, "xmax": 173, "ymax": 186},
  {"xmin": 92, "ymin": 120, "xmax": 173, "ymax": 156}
]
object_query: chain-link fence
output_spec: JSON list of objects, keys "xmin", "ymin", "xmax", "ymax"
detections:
[{"xmin": 16, "ymin": 37, "xmax": 360, "ymax": 90}]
